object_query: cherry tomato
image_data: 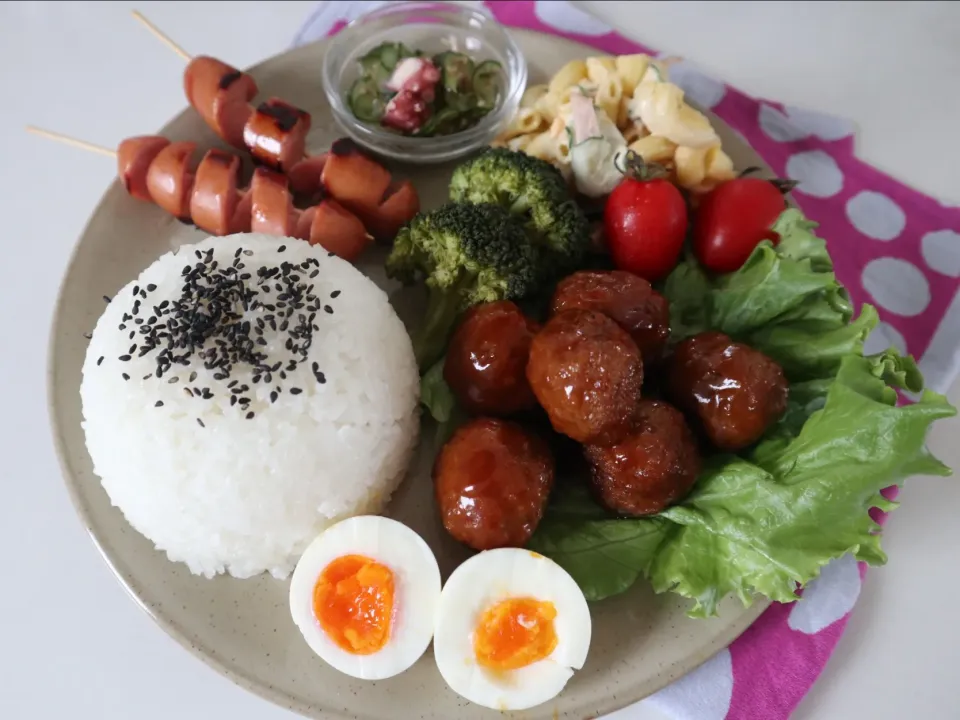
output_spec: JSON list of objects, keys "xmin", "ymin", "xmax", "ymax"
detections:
[
  {"xmin": 693, "ymin": 176, "xmax": 792, "ymax": 274},
  {"xmin": 604, "ymin": 171, "xmax": 688, "ymax": 283}
]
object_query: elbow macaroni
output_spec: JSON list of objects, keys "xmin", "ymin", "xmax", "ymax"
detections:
[
  {"xmin": 674, "ymin": 145, "xmax": 736, "ymax": 192},
  {"xmin": 496, "ymin": 51, "xmax": 732, "ymax": 194}
]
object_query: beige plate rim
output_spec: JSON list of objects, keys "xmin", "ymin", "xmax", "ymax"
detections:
[{"xmin": 47, "ymin": 28, "xmax": 771, "ymax": 720}]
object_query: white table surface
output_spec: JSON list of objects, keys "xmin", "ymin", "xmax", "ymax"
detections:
[{"xmin": 2, "ymin": 2, "xmax": 958, "ymax": 719}]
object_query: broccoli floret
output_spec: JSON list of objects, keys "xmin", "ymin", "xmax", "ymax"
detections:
[
  {"xmin": 449, "ymin": 148, "xmax": 590, "ymax": 277},
  {"xmin": 386, "ymin": 202, "xmax": 538, "ymax": 369}
]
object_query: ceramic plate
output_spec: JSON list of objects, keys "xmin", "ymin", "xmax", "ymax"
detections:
[{"xmin": 49, "ymin": 30, "xmax": 770, "ymax": 720}]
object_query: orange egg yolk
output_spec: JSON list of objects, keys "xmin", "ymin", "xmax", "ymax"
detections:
[
  {"xmin": 313, "ymin": 554, "xmax": 395, "ymax": 655},
  {"xmin": 473, "ymin": 597, "xmax": 558, "ymax": 671}
]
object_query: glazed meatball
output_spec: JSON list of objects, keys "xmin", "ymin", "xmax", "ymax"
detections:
[
  {"xmin": 668, "ymin": 331, "xmax": 789, "ymax": 451},
  {"xmin": 434, "ymin": 418, "xmax": 555, "ymax": 551},
  {"xmin": 585, "ymin": 399, "xmax": 701, "ymax": 516},
  {"xmin": 551, "ymin": 270, "xmax": 671, "ymax": 361},
  {"xmin": 443, "ymin": 301, "xmax": 539, "ymax": 416},
  {"xmin": 526, "ymin": 309, "xmax": 643, "ymax": 446}
]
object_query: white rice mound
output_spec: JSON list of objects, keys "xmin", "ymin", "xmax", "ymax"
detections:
[{"xmin": 80, "ymin": 233, "xmax": 420, "ymax": 579}]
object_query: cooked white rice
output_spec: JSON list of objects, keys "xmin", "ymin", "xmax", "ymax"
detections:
[{"xmin": 80, "ymin": 233, "xmax": 420, "ymax": 579}]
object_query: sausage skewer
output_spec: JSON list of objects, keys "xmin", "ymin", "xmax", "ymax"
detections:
[
  {"xmin": 131, "ymin": 10, "xmax": 311, "ymax": 173},
  {"xmin": 128, "ymin": 12, "xmax": 420, "ymax": 239},
  {"xmin": 25, "ymin": 125, "xmax": 374, "ymax": 262}
]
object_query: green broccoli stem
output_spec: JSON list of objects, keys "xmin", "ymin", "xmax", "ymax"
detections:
[{"xmin": 413, "ymin": 284, "xmax": 466, "ymax": 371}]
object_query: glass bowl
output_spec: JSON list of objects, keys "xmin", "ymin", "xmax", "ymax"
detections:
[{"xmin": 321, "ymin": 2, "xmax": 527, "ymax": 165}]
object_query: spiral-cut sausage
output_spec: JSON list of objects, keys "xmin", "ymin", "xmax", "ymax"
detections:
[
  {"xmin": 145, "ymin": 141, "xmax": 198, "ymax": 219},
  {"xmin": 243, "ymin": 98, "xmax": 311, "ymax": 172},
  {"xmin": 117, "ymin": 136, "xmax": 170, "ymax": 202},
  {"xmin": 189, "ymin": 149, "xmax": 250, "ymax": 235},
  {"xmin": 184, "ymin": 57, "xmax": 311, "ymax": 173},
  {"xmin": 114, "ymin": 135, "xmax": 374, "ymax": 261},
  {"xmin": 184, "ymin": 56, "xmax": 258, "ymax": 150}
]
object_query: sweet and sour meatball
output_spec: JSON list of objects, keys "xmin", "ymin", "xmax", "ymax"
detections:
[
  {"xmin": 585, "ymin": 399, "xmax": 701, "ymax": 516},
  {"xmin": 434, "ymin": 418, "xmax": 554, "ymax": 551},
  {"xmin": 668, "ymin": 331, "xmax": 789, "ymax": 451},
  {"xmin": 526, "ymin": 309, "xmax": 643, "ymax": 446},
  {"xmin": 443, "ymin": 301, "xmax": 539, "ymax": 416},
  {"xmin": 551, "ymin": 270, "xmax": 671, "ymax": 362}
]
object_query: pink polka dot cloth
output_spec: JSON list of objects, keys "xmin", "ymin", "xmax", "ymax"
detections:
[{"xmin": 294, "ymin": 2, "xmax": 960, "ymax": 719}]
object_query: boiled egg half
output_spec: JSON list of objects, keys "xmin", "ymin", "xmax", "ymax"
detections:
[
  {"xmin": 289, "ymin": 515, "xmax": 441, "ymax": 680},
  {"xmin": 433, "ymin": 548, "xmax": 592, "ymax": 711}
]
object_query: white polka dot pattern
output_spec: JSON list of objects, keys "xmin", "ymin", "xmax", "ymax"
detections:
[
  {"xmin": 862, "ymin": 257, "xmax": 931, "ymax": 317},
  {"xmin": 783, "ymin": 105, "xmax": 856, "ymax": 141},
  {"xmin": 758, "ymin": 104, "xmax": 810, "ymax": 143},
  {"xmin": 845, "ymin": 191, "xmax": 907, "ymax": 241},
  {"xmin": 863, "ymin": 321, "xmax": 909, "ymax": 356},
  {"xmin": 640, "ymin": 648, "xmax": 734, "ymax": 720},
  {"xmin": 921, "ymin": 230, "xmax": 960, "ymax": 277},
  {"xmin": 668, "ymin": 61, "xmax": 727, "ymax": 109},
  {"xmin": 788, "ymin": 555, "xmax": 862, "ymax": 635},
  {"xmin": 533, "ymin": 0, "xmax": 612, "ymax": 35},
  {"xmin": 786, "ymin": 150, "xmax": 845, "ymax": 198}
]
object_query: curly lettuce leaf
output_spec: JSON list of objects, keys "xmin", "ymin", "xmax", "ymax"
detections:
[{"xmin": 528, "ymin": 209, "xmax": 956, "ymax": 617}]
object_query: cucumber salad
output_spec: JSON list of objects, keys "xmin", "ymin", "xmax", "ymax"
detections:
[{"xmin": 347, "ymin": 42, "xmax": 503, "ymax": 137}]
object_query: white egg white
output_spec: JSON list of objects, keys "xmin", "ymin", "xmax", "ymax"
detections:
[
  {"xmin": 433, "ymin": 548, "xmax": 592, "ymax": 711},
  {"xmin": 289, "ymin": 515, "xmax": 441, "ymax": 681}
]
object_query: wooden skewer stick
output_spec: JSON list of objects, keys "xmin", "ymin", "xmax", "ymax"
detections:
[
  {"xmin": 25, "ymin": 125, "xmax": 116, "ymax": 157},
  {"xmin": 131, "ymin": 10, "xmax": 191, "ymax": 62}
]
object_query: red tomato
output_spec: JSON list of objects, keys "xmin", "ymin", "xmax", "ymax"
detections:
[
  {"xmin": 693, "ymin": 176, "xmax": 792, "ymax": 274},
  {"xmin": 603, "ymin": 176, "xmax": 688, "ymax": 283}
]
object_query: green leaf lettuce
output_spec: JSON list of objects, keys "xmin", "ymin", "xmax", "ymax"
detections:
[{"xmin": 528, "ymin": 209, "xmax": 956, "ymax": 617}]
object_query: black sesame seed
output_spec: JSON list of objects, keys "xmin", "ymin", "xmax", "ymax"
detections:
[
  {"xmin": 330, "ymin": 290, "xmax": 341, "ymax": 298},
  {"xmin": 122, "ymin": 373, "xmax": 130, "ymax": 381},
  {"xmin": 96, "ymin": 356, "xmax": 104, "ymax": 366},
  {"xmin": 155, "ymin": 401, "xmax": 164, "ymax": 408},
  {"xmin": 133, "ymin": 285, "xmax": 140, "ymax": 296},
  {"xmin": 184, "ymin": 388, "xmax": 193, "ymax": 397},
  {"xmin": 129, "ymin": 344, "xmax": 137, "ymax": 354},
  {"xmin": 278, "ymin": 245, "xmax": 286, "ymax": 253},
  {"xmin": 103, "ymin": 295, "xmax": 111, "ymax": 303},
  {"xmin": 167, "ymin": 376, "xmax": 179, "ymax": 384},
  {"xmin": 309, "ymin": 269, "xmax": 319, "ymax": 279},
  {"xmin": 270, "ymin": 391, "xmax": 278, "ymax": 403},
  {"xmin": 246, "ymin": 411, "xmax": 255, "ymax": 420},
  {"xmin": 324, "ymin": 305, "xmax": 333, "ymax": 314},
  {"xmin": 197, "ymin": 418, "xmax": 205, "ymax": 428},
  {"xmin": 119, "ymin": 355, "xmax": 131, "ymax": 362},
  {"xmin": 230, "ymin": 395, "xmax": 237, "ymax": 407},
  {"xmin": 290, "ymin": 387, "xmax": 302, "ymax": 395},
  {"xmin": 315, "ymin": 371, "xmax": 326, "ymax": 384}
]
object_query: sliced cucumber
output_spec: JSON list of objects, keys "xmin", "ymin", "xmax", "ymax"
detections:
[
  {"xmin": 472, "ymin": 60, "xmax": 502, "ymax": 108},
  {"xmin": 348, "ymin": 77, "xmax": 385, "ymax": 123},
  {"xmin": 379, "ymin": 42, "xmax": 401, "ymax": 72},
  {"xmin": 435, "ymin": 51, "xmax": 475, "ymax": 94},
  {"xmin": 443, "ymin": 91, "xmax": 476, "ymax": 115},
  {"xmin": 416, "ymin": 106, "xmax": 463, "ymax": 137}
]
